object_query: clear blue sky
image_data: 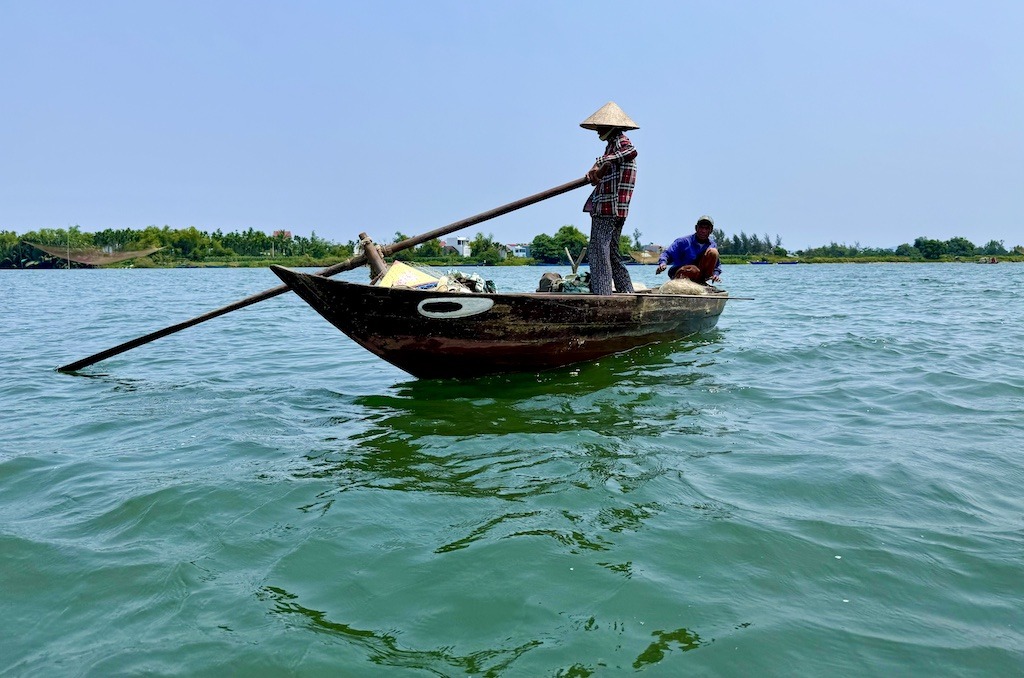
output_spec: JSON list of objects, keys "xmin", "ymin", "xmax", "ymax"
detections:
[{"xmin": 3, "ymin": 1, "xmax": 1022, "ymax": 251}]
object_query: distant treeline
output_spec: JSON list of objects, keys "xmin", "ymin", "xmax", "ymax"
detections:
[
  {"xmin": 795, "ymin": 236, "xmax": 1015, "ymax": 259},
  {"xmin": 0, "ymin": 225, "xmax": 355, "ymax": 268},
  {"xmin": 1, "ymin": 225, "xmax": 1019, "ymax": 268},
  {"xmin": 708, "ymin": 230, "xmax": 1016, "ymax": 259},
  {"xmin": 0, "ymin": 223, "xmax": 624, "ymax": 268},
  {"xmin": 0, "ymin": 224, "xmax": 595, "ymax": 268}
]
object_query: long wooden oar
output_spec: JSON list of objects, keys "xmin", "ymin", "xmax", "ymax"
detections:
[{"xmin": 56, "ymin": 176, "xmax": 589, "ymax": 372}]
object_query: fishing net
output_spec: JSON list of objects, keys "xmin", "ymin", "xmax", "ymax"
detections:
[
  {"xmin": 657, "ymin": 279, "xmax": 710, "ymax": 295},
  {"xmin": 27, "ymin": 242, "xmax": 163, "ymax": 266}
]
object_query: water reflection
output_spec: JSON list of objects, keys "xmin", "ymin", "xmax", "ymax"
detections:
[
  {"xmin": 388, "ymin": 333, "xmax": 723, "ymax": 402},
  {"xmin": 55, "ymin": 371, "xmax": 148, "ymax": 392},
  {"xmin": 274, "ymin": 333, "xmax": 735, "ymax": 673},
  {"xmin": 290, "ymin": 338, "xmax": 728, "ymax": 561},
  {"xmin": 282, "ymin": 336, "xmax": 733, "ymax": 603},
  {"xmin": 294, "ymin": 436, "xmax": 672, "ymax": 559},
  {"xmin": 292, "ymin": 447, "xmax": 699, "ymax": 572},
  {"xmin": 632, "ymin": 627, "xmax": 707, "ymax": 668},
  {"xmin": 260, "ymin": 585, "xmax": 541, "ymax": 675},
  {"xmin": 261, "ymin": 585, "xmax": 717, "ymax": 674},
  {"xmin": 317, "ymin": 335, "xmax": 723, "ymax": 441}
]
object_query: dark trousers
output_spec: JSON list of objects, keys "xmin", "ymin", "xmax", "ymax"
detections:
[{"xmin": 589, "ymin": 215, "xmax": 634, "ymax": 295}]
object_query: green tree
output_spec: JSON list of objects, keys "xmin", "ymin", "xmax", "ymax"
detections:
[
  {"xmin": 21, "ymin": 225, "xmax": 93, "ymax": 249},
  {"xmin": 307, "ymin": 231, "xmax": 331, "ymax": 258},
  {"xmin": 209, "ymin": 241, "xmax": 235, "ymax": 258},
  {"xmin": 270, "ymin": 230, "xmax": 294, "ymax": 257},
  {"xmin": 169, "ymin": 226, "xmax": 210, "ymax": 260},
  {"xmin": 470, "ymin": 232, "xmax": 497, "ymax": 256},
  {"xmin": 468, "ymin": 232, "xmax": 501, "ymax": 264},
  {"xmin": 739, "ymin": 232, "xmax": 751, "ymax": 254},
  {"xmin": 730, "ymin": 234, "xmax": 742, "ymax": 255},
  {"xmin": 980, "ymin": 239, "xmax": 1007, "ymax": 255},
  {"xmin": 748, "ymin": 233, "xmax": 764, "ymax": 254},
  {"xmin": 913, "ymin": 237, "xmax": 946, "ymax": 260},
  {"xmin": 944, "ymin": 236, "xmax": 975, "ymax": 257},
  {"xmin": 552, "ymin": 225, "xmax": 588, "ymax": 262},
  {"xmin": 711, "ymin": 228, "xmax": 728, "ymax": 253},
  {"xmin": 139, "ymin": 225, "xmax": 173, "ymax": 249},
  {"xmin": 618, "ymin": 234, "xmax": 632, "ymax": 255},
  {"xmin": 894, "ymin": 243, "xmax": 917, "ymax": 258},
  {"xmin": 415, "ymin": 238, "xmax": 443, "ymax": 258},
  {"xmin": 390, "ymin": 231, "xmax": 414, "ymax": 261},
  {"xmin": 476, "ymin": 246, "xmax": 502, "ymax": 265},
  {"xmin": 93, "ymin": 227, "xmax": 135, "ymax": 250},
  {"xmin": 529, "ymin": 233, "xmax": 560, "ymax": 263},
  {"xmin": 0, "ymin": 230, "xmax": 20, "ymax": 266}
]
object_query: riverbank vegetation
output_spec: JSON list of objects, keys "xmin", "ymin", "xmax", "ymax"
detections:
[{"xmin": 1, "ymin": 225, "xmax": 1020, "ymax": 269}]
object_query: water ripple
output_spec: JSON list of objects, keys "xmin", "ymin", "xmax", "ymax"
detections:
[{"xmin": 3, "ymin": 264, "xmax": 1024, "ymax": 675}]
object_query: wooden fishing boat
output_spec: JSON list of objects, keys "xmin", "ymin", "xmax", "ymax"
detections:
[{"xmin": 270, "ymin": 266, "xmax": 730, "ymax": 379}]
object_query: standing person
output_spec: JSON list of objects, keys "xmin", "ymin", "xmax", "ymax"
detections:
[
  {"xmin": 581, "ymin": 102, "xmax": 638, "ymax": 295},
  {"xmin": 656, "ymin": 216, "xmax": 722, "ymax": 284}
]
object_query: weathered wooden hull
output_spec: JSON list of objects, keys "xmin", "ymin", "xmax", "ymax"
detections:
[{"xmin": 271, "ymin": 266, "xmax": 730, "ymax": 379}]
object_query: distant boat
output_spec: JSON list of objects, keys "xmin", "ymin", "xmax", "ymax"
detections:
[
  {"xmin": 749, "ymin": 259, "xmax": 772, "ymax": 265},
  {"xmin": 777, "ymin": 261, "xmax": 800, "ymax": 265}
]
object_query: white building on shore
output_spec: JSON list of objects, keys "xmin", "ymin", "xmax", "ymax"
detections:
[{"xmin": 444, "ymin": 236, "xmax": 472, "ymax": 257}]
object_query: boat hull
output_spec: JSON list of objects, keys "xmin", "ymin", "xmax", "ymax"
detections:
[{"xmin": 271, "ymin": 266, "xmax": 729, "ymax": 379}]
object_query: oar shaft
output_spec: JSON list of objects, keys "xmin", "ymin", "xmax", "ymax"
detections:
[
  {"xmin": 56, "ymin": 176, "xmax": 589, "ymax": 372},
  {"xmin": 56, "ymin": 284, "xmax": 294, "ymax": 372},
  {"xmin": 380, "ymin": 176, "xmax": 588, "ymax": 257}
]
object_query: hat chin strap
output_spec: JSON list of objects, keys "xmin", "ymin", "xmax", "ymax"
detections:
[{"xmin": 599, "ymin": 127, "xmax": 618, "ymax": 141}]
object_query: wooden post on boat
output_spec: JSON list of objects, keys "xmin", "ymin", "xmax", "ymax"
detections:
[
  {"xmin": 56, "ymin": 176, "xmax": 590, "ymax": 372},
  {"xmin": 359, "ymin": 233, "xmax": 389, "ymax": 281},
  {"xmin": 565, "ymin": 246, "xmax": 587, "ymax": 275}
]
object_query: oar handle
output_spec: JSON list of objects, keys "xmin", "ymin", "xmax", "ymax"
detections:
[{"xmin": 56, "ymin": 176, "xmax": 589, "ymax": 372}]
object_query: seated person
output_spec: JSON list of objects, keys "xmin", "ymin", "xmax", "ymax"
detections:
[{"xmin": 656, "ymin": 216, "xmax": 721, "ymax": 283}]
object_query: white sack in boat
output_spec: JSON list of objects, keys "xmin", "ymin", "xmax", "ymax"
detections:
[{"xmin": 658, "ymin": 279, "xmax": 709, "ymax": 295}]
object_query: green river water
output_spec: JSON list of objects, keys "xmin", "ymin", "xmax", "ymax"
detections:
[{"xmin": 1, "ymin": 263, "xmax": 1021, "ymax": 676}]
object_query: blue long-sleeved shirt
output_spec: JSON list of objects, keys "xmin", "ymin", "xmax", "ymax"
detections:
[{"xmin": 658, "ymin": 234, "xmax": 722, "ymax": 277}]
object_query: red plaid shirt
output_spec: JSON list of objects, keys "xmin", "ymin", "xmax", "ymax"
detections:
[{"xmin": 583, "ymin": 132, "xmax": 637, "ymax": 218}]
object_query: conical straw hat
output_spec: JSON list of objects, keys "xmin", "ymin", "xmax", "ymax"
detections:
[{"xmin": 580, "ymin": 101, "xmax": 639, "ymax": 130}]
